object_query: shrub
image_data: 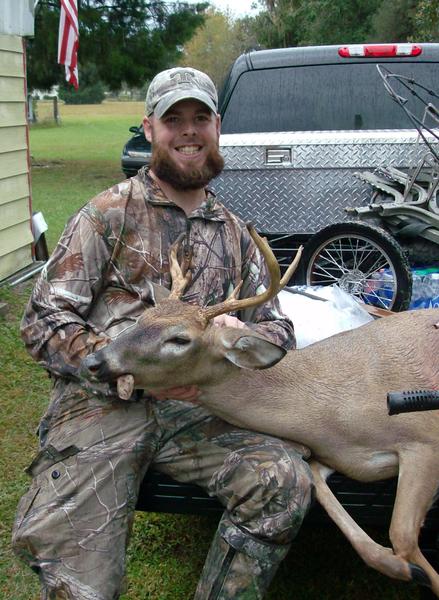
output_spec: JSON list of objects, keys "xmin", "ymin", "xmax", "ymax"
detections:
[{"xmin": 59, "ymin": 81, "xmax": 105, "ymax": 105}]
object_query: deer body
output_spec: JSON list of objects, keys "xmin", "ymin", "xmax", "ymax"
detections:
[
  {"xmin": 190, "ymin": 308, "xmax": 439, "ymax": 481},
  {"xmin": 81, "ymin": 228, "xmax": 439, "ymax": 595}
]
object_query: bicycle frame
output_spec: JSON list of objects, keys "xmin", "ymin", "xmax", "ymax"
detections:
[{"xmin": 347, "ymin": 65, "xmax": 439, "ymax": 248}]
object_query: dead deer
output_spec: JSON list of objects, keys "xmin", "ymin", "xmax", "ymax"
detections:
[{"xmin": 81, "ymin": 225, "xmax": 439, "ymax": 595}]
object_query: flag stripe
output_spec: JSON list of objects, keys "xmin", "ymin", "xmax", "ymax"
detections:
[
  {"xmin": 58, "ymin": 0, "xmax": 79, "ymax": 90},
  {"xmin": 63, "ymin": 0, "xmax": 79, "ymax": 36},
  {"xmin": 57, "ymin": 9, "xmax": 66, "ymax": 60},
  {"xmin": 59, "ymin": 17, "xmax": 70, "ymax": 64}
]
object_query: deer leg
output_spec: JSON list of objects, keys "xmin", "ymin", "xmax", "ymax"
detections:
[
  {"xmin": 310, "ymin": 460, "xmax": 412, "ymax": 582},
  {"xmin": 388, "ymin": 451, "xmax": 439, "ymax": 596}
]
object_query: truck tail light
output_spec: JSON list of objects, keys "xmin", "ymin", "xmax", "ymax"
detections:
[{"xmin": 338, "ymin": 44, "xmax": 422, "ymax": 58}]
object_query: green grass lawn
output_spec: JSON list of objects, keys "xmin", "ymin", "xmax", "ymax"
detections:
[{"xmin": 0, "ymin": 102, "xmax": 423, "ymax": 599}]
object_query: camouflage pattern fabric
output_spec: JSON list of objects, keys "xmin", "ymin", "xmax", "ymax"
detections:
[
  {"xmin": 13, "ymin": 394, "xmax": 313, "ymax": 599},
  {"xmin": 194, "ymin": 515, "xmax": 292, "ymax": 600}
]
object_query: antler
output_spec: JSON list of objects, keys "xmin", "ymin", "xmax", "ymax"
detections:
[
  {"xmin": 168, "ymin": 233, "xmax": 192, "ymax": 299},
  {"xmin": 202, "ymin": 224, "xmax": 302, "ymax": 321}
]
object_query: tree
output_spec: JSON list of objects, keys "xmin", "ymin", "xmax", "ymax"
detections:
[
  {"xmin": 26, "ymin": 0, "xmax": 208, "ymax": 92},
  {"xmin": 412, "ymin": 0, "xmax": 439, "ymax": 41},
  {"xmin": 250, "ymin": 0, "xmax": 306, "ymax": 48},
  {"xmin": 58, "ymin": 62, "xmax": 105, "ymax": 104},
  {"xmin": 247, "ymin": 0, "xmax": 426, "ymax": 49},
  {"xmin": 178, "ymin": 9, "xmax": 258, "ymax": 89},
  {"xmin": 369, "ymin": 0, "xmax": 419, "ymax": 42},
  {"xmin": 298, "ymin": 0, "xmax": 382, "ymax": 45}
]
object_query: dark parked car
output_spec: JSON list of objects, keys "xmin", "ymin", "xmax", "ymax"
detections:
[{"xmin": 121, "ymin": 124, "xmax": 151, "ymax": 178}]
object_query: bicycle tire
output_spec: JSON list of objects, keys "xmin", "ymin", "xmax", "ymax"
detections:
[{"xmin": 302, "ymin": 221, "xmax": 413, "ymax": 311}]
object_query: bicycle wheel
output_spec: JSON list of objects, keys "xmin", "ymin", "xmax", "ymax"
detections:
[{"xmin": 302, "ymin": 222, "xmax": 412, "ymax": 311}]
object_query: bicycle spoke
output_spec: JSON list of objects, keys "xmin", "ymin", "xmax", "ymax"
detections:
[
  {"xmin": 361, "ymin": 254, "xmax": 392, "ymax": 278},
  {"xmin": 349, "ymin": 237, "xmax": 362, "ymax": 270},
  {"xmin": 353, "ymin": 246, "xmax": 378, "ymax": 270},
  {"xmin": 310, "ymin": 263, "xmax": 341, "ymax": 282},
  {"xmin": 307, "ymin": 231, "xmax": 403, "ymax": 310},
  {"xmin": 361, "ymin": 286, "xmax": 394, "ymax": 309},
  {"xmin": 317, "ymin": 247, "xmax": 350, "ymax": 273}
]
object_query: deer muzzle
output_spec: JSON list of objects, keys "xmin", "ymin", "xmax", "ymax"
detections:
[
  {"xmin": 81, "ymin": 353, "xmax": 110, "ymax": 380},
  {"xmin": 80, "ymin": 353, "xmax": 136, "ymax": 400}
]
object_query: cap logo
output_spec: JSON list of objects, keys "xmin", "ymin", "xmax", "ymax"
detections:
[{"xmin": 171, "ymin": 70, "xmax": 197, "ymax": 86}]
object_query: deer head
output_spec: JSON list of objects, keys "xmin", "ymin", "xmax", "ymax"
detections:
[{"xmin": 81, "ymin": 225, "xmax": 302, "ymax": 399}]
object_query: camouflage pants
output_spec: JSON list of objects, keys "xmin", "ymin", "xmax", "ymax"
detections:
[{"xmin": 12, "ymin": 382, "xmax": 313, "ymax": 600}]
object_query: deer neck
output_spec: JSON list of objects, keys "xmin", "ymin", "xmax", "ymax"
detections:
[{"xmin": 197, "ymin": 353, "xmax": 316, "ymax": 440}]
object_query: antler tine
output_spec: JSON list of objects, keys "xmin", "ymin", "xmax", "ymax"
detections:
[
  {"xmin": 202, "ymin": 224, "xmax": 302, "ymax": 321},
  {"xmin": 280, "ymin": 245, "xmax": 303, "ymax": 287},
  {"xmin": 168, "ymin": 233, "xmax": 191, "ymax": 299}
]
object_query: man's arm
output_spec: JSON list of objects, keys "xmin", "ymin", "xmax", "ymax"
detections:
[
  {"xmin": 21, "ymin": 204, "xmax": 113, "ymax": 381},
  {"xmin": 237, "ymin": 229, "xmax": 296, "ymax": 351}
]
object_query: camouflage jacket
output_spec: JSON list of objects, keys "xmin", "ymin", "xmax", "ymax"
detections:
[{"xmin": 21, "ymin": 168, "xmax": 295, "ymax": 390}]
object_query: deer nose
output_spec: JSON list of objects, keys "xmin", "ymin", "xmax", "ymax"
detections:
[{"xmin": 81, "ymin": 354, "xmax": 107, "ymax": 379}]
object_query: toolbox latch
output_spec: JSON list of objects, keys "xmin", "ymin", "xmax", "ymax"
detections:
[{"xmin": 265, "ymin": 147, "xmax": 292, "ymax": 165}]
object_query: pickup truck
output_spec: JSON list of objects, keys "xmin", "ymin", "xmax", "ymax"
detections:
[
  {"xmin": 127, "ymin": 43, "xmax": 439, "ymax": 595},
  {"xmin": 214, "ymin": 42, "xmax": 439, "ymax": 312}
]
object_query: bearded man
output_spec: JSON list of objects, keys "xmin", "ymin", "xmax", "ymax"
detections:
[{"xmin": 12, "ymin": 67, "xmax": 313, "ymax": 600}]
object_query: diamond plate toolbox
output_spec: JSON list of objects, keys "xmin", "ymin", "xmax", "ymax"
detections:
[{"xmin": 212, "ymin": 130, "xmax": 428, "ymax": 233}]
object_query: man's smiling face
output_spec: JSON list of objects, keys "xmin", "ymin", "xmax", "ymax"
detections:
[{"xmin": 143, "ymin": 99, "xmax": 224, "ymax": 191}]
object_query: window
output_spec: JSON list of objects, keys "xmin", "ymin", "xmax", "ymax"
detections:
[{"xmin": 221, "ymin": 63, "xmax": 439, "ymax": 133}]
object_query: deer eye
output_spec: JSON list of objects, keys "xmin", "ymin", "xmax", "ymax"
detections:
[{"xmin": 167, "ymin": 336, "xmax": 191, "ymax": 346}]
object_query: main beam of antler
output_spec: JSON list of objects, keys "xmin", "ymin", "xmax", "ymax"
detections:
[{"xmin": 202, "ymin": 224, "xmax": 302, "ymax": 321}]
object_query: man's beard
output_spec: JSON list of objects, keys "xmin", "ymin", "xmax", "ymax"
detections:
[{"xmin": 150, "ymin": 140, "xmax": 224, "ymax": 191}]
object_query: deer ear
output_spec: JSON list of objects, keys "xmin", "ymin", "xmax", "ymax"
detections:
[{"xmin": 217, "ymin": 329, "xmax": 286, "ymax": 370}]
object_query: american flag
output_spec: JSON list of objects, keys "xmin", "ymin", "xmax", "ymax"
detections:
[{"xmin": 58, "ymin": 0, "xmax": 79, "ymax": 89}]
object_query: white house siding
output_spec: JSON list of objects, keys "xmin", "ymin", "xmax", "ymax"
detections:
[{"xmin": 0, "ymin": 33, "xmax": 33, "ymax": 281}]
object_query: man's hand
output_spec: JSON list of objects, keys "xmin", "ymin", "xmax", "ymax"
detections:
[{"xmin": 212, "ymin": 314, "xmax": 248, "ymax": 329}]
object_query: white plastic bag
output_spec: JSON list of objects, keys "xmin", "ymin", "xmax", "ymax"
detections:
[{"xmin": 278, "ymin": 285, "xmax": 373, "ymax": 348}]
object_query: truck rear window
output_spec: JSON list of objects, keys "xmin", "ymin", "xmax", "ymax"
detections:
[{"xmin": 221, "ymin": 62, "xmax": 439, "ymax": 133}]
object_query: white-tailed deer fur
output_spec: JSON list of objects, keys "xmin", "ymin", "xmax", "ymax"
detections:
[{"xmin": 82, "ymin": 226, "xmax": 439, "ymax": 595}]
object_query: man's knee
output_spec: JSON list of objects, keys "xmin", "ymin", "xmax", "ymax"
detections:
[{"xmin": 209, "ymin": 440, "xmax": 314, "ymax": 545}]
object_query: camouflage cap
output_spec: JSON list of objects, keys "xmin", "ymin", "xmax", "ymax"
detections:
[{"xmin": 145, "ymin": 67, "xmax": 218, "ymax": 119}]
